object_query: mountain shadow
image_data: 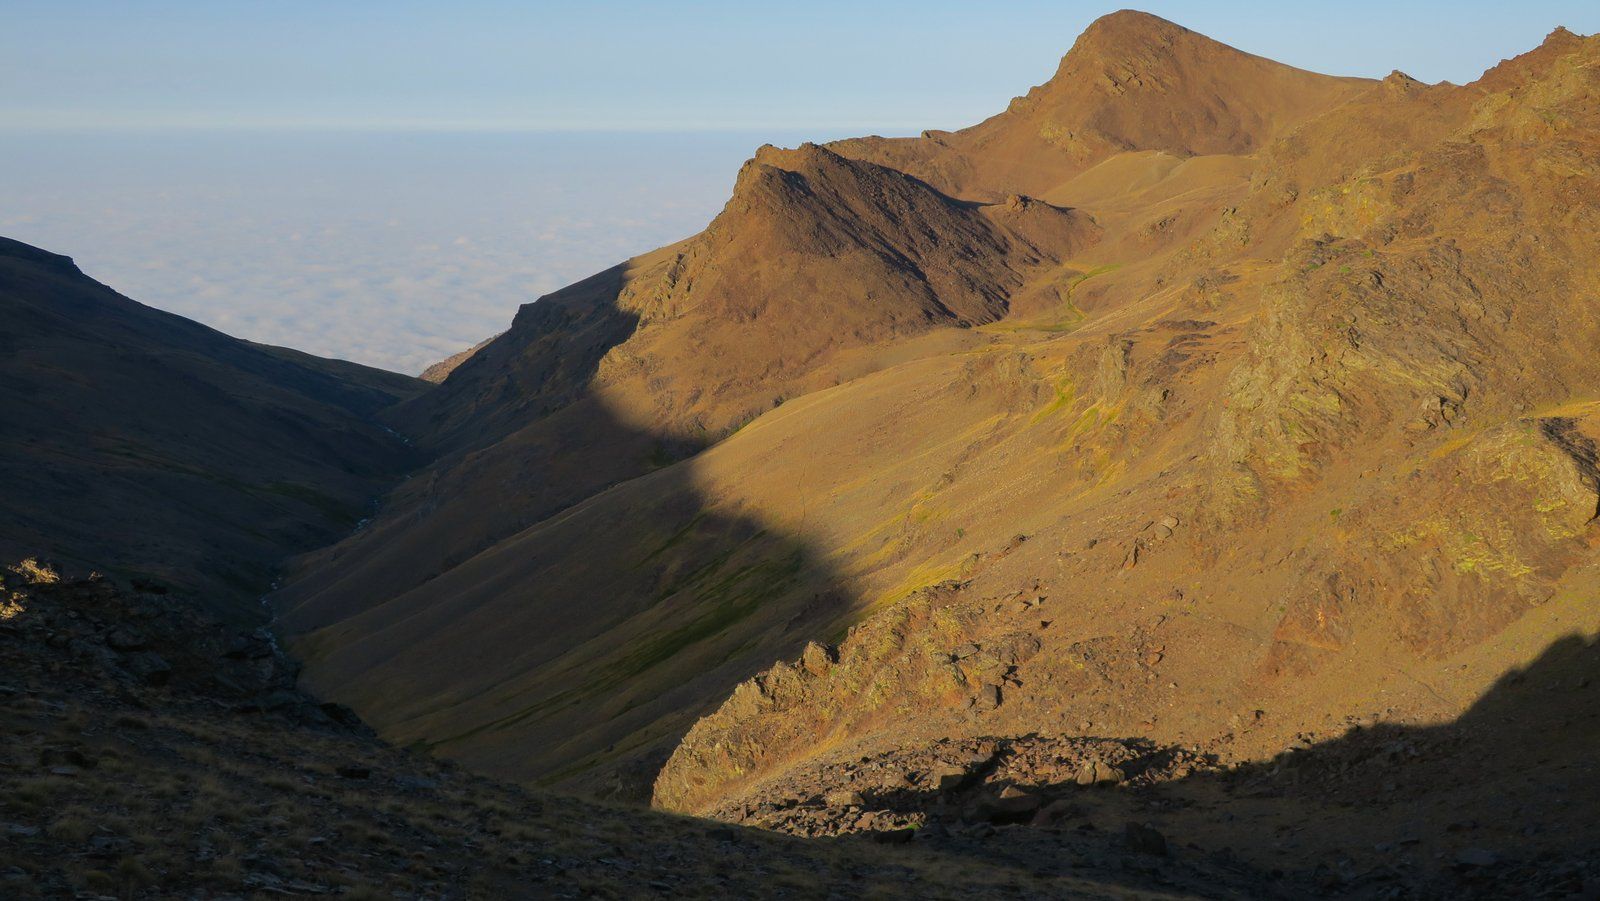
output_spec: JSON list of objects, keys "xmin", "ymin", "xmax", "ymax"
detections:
[
  {"xmin": 0, "ymin": 237, "xmax": 425, "ymax": 624},
  {"xmin": 271, "ymin": 261, "xmax": 866, "ymax": 801},
  {"xmin": 736, "ymin": 630, "xmax": 1600, "ymax": 898}
]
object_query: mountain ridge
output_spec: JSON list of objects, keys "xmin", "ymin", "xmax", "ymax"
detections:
[{"xmin": 824, "ymin": 10, "xmax": 1371, "ymax": 203}]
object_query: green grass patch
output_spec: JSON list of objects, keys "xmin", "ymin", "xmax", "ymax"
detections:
[
  {"xmin": 1030, "ymin": 378, "xmax": 1077, "ymax": 425},
  {"xmin": 433, "ymin": 534, "xmax": 808, "ymax": 752}
]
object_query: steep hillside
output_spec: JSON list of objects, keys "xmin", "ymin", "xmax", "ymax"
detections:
[
  {"xmin": 271, "ymin": 144, "xmax": 1097, "ymax": 790},
  {"xmin": 272, "ymin": 19, "xmax": 1600, "ymax": 882},
  {"xmin": 391, "ymin": 141, "xmax": 1097, "ymax": 461},
  {"xmin": 652, "ymin": 18, "xmax": 1600, "ymax": 875},
  {"xmin": 0, "ymin": 238, "xmax": 424, "ymax": 619}
]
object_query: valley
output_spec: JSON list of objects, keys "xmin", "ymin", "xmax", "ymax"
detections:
[{"xmin": 3, "ymin": 9, "xmax": 1598, "ymax": 898}]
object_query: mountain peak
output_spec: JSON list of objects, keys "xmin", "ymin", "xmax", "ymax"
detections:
[
  {"xmin": 1546, "ymin": 25, "xmax": 1579, "ymax": 44},
  {"xmin": 1474, "ymin": 20, "xmax": 1594, "ymax": 90},
  {"xmin": 1074, "ymin": 9, "xmax": 1189, "ymax": 52},
  {"xmin": 1053, "ymin": 8, "xmax": 1267, "ymax": 85},
  {"xmin": 826, "ymin": 12, "xmax": 1372, "ymax": 200},
  {"xmin": 1005, "ymin": 11, "xmax": 1371, "ymax": 165}
]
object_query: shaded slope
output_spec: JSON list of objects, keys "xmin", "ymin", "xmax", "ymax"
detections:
[
  {"xmin": 278, "ymin": 145, "xmax": 1095, "ymax": 626},
  {"xmin": 0, "ymin": 237, "xmax": 423, "ymax": 619}
]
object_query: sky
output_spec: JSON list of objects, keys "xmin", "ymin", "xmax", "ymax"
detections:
[{"xmin": 2, "ymin": 2, "xmax": 1595, "ymax": 372}]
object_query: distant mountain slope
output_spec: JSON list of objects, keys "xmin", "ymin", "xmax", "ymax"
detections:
[
  {"xmin": 393, "ymin": 141, "xmax": 1098, "ymax": 458},
  {"xmin": 0, "ymin": 237, "xmax": 424, "ymax": 618}
]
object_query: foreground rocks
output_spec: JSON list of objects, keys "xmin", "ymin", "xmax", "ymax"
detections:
[
  {"xmin": 0, "ymin": 564, "xmax": 1286, "ymax": 898},
  {"xmin": 712, "ymin": 735, "xmax": 1209, "ymax": 839},
  {"xmin": 695, "ymin": 691, "xmax": 1600, "ymax": 900}
]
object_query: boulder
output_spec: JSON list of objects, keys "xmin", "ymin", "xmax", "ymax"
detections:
[
  {"xmin": 800, "ymin": 641, "xmax": 837, "ymax": 677},
  {"xmin": 224, "ymin": 635, "xmax": 274, "ymax": 660},
  {"xmin": 39, "ymin": 747, "xmax": 97, "ymax": 770},
  {"xmin": 951, "ymin": 643, "xmax": 981, "ymax": 660},
  {"xmin": 319, "ymin": 702, "xmax": 363, "ymax": 727},
  {"xmin": 244, "ymin": 690, "xmax": 301, "ymax": 713},
  {"xmin": 930, "ymin": 745, "xmax": 1002, "ymax": 793},
  {"xmin": 123, "ymin": 652, "xmax": 172, "ymax": 686},
  {"xmin": 1075, "ymin": 759, "xmax": 1126, "ymax": 786},
  {"xmin": 979, "ymin": 787, "xmax": 1042, "ymax": 824},
  {"xmin": 1124, "ymin": 821, "xmax": 1168, "ymax": 856},
  {"xmin": 1030, "ymin": 799, "xmax": 1083, "ymax": 827},
  {"xmin": 104, "ymin": 627, "xmax": 147, "ymax": 651},
  {"xmin": 976, "ymin": 684, "xmax": 1002, "ymax": 710},
  {"xmin": 824, "ymin": 789, "xmax": 865, "ymax": 808},
  {"xmin": 1454, "ymin": 848, "xmax": 1501, "ymax": 869},
  {"xmin": 933, "ymin": 763, "xmax": 972, "ymax": 792}
]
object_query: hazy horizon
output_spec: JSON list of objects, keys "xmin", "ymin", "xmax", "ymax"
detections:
[
  {"xmin": 7, "ymin": 2, "xmax": 1597, "ymax": 133},
  {"xmin": 0, "ymin": 129, "xmax": 834, "ymax": 374},
  {"xmin": 4, "ymin": 2, "xmax": 1596, "ymax": 373}
]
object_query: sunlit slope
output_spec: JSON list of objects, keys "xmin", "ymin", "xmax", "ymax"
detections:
[
  {"xmin": 278, "ymin": 13, "xmax": 1600, "ymax": 813},
  {"xmin": 828, "ymin": 10, "xmax": 1369, "ymax": 200},
  {"xmin": 658, "ymin": 25, "xmax": 1600, "ymax": 810},
  {"xmin": 276, "ymin": 144, "xmax": 1097, "ymax": 639},
  {"xmin": 269, "ymin": 11, "xmax": 1382, "ymax": 794}
]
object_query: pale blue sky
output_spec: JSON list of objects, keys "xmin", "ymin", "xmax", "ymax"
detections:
[{"xmin": 4, "ymin": 2, "xmax": 1596, "ymax": 133}]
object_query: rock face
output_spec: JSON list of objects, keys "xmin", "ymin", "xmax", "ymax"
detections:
[
  {"xmin": 0, "ymin": 238, "xmax": 424, "ymax": 621},
  {"xmin": 658, "ymin": 633, "xmax": 1598, "ymax": 896},
  {"xmin": 416, "ymin": 332, "xmax": 500, "ymax": 383},
  {"xmin": 1, "ymin": 559, "xmax": 322, "ymax": 714},
  {"xmin": 654, "ymin": 581, "xmax": 1033, "ymax": 812}
]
